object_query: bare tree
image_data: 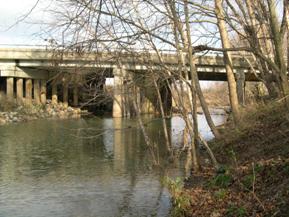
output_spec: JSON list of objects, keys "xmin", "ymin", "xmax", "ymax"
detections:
[
  {"xmin": 45, "ymin": 0, "xmax": 226, "ymax": 170},
  {"xmin": 215, "ymin": 0, "xmax": 240, "ymax": 124}
]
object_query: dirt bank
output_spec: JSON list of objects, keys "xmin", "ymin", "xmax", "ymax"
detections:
[{"xmin": 169, "ymin": 102, "xmax": 289, "ymax": 217}]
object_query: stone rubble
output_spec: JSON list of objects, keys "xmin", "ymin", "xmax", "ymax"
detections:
[{"xmin": 0, "ymin": 100, "xmax": 85, "ymax": 125}]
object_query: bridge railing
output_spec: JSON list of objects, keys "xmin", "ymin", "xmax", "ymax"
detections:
[
  {"xmin": 0, "ymin": 43, "xmax": 225, "ymax": 56},
  {"xmin": 0, "ymin": 43, "xmax": 255, "ymax": 62}
]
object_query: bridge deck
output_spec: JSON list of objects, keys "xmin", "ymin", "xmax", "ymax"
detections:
[{"xmin": 0, "ymin": 47, "xmax": 257, "ymax": 81}]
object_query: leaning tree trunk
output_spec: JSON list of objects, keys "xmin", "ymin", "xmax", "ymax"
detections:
[
  {"xmin": 184, "ymin": 0, "xmax": 200, "ymax": 171},
  {"xmin": 267, "ymin": 0, "xmax": 289, "ymax": 102},
  {"xmin": 285, "ymin": 0, "xmax": 289, "ymax": 76},
  {"xmin": 215, "ymin": 0, "xmax": 240, "ymax": 125},
  {"xmin": 178, "ymin": 3, "xmax": 221, "ymax": 139},
  {"xmin": 132, "ymin": 99, "xmax": 159, "ymax": 165},
  {"xmin": 245, "ymin": 0, "xmax": 278, "ymax": 99},
  {"xmin": 152, "ymin": 75, "xmax": 172, "ymax": 153}
]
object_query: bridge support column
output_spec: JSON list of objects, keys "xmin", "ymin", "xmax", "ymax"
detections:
[
  {"xmin": 63, "ymin": 82, "xmax": 69, "ymax": 108},
  {"xmin": 34, "ymin": 79, "xmax": 41, "ymax": 104},
  {"xmin": 16, "ymin": 78, "xmax": 23, "ymax": 104},
  {"xmin": 73, "ymin": 84, "xmax": 78, "ymax": 107},
  {"xmin": 6, "ymin": 77, "xmax": 14, "ymax": 101},
  {"xmin": 129, "ymin": 84, "xmax": 141, "ymax": 115},
  {"xmin": 40, "ymin": 80, "xmax": 47, "ymax": 105},
  {"xmin": 113, "ymin": 67, "xmax": 126, "ymax": 118},
  {"xmin": 141, "ymin": 96, "xmax": 155, "ymax": 114},
  {"xmin": 52, "ymin": 83, "xmax": 58, "ymax": 105},
  {"xmin": 236, "ymin": 69, "xmax": 245, "ymax": 106},
  {"xmin": 25, "ymin": 79, "xmax": 32, "ymax": 105},
  {"xmin": 131, "ymin": 73, "xmax": 157, "ymax": 115},
  {"xmin": 123, "ymin": 77, "xmax": 136, "ymax": 118}
]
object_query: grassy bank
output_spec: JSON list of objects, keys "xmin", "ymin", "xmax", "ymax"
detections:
[{"xmin": 168, "ymin": 102, "xmax": 289, "ymax": 217}]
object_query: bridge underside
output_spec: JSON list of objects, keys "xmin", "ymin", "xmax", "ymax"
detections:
[
  {"xmin": 0, "ymin": 64, "xmax": 250, "ymax": 117},
  {"xmin": 0, "ymin": 48, "xmax": 257, "ymax": 117}
]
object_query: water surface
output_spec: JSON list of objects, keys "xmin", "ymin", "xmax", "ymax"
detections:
[{"xmin": 0, "ymin": 114, "xmax": 224, "ymax": 217}]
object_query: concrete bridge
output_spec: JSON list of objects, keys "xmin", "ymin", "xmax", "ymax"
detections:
[{"xmin": 0, "ymin": 47, "xmax": 255, "ymax": 117}]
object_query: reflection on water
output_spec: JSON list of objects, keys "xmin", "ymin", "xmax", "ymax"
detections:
[{"xmin": 0, "ymin": 114, "xmax": 224, "ymax": 217}]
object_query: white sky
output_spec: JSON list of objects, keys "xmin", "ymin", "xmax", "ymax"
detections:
[{"xmin": 0, "ymin": 0, "xmax": 52, "ymax": 45}]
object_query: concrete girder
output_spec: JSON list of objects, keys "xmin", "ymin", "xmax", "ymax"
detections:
[{"xmin": 0, "ymin": 65, "xmax": 49, "ymax": 79}]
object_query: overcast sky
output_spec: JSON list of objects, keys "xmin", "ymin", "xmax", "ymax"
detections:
[{"xmin": 0, "ymin": 0, "xmax": 52, "ymax": 45}]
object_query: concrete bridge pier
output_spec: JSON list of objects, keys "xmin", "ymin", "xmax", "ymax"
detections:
[
  {"xmin": 40, "ymin": 80, "xmax": 47, "ymax": 105},
  {"xmin": 236, "ymin": 69, "xmax": 246, "ymax": 106},
  {"xmin": 133, "ymin": 74, "xmax": 172, "ymax": 116},
  {"xmin": 140, "ymin": 94, "xmax": 155, "ymax": 114},
  {"xmin": 73, "ymin": 84, "xmax": 79, "ymax": 107},
  {"xmin": 130, "ymin": 73, "xmax": 156, "ymax": 115},
  {"xmin": 6, "ymin": 77, "xmax": 14, "ymax": 101},
  {"xmin": 113, "ymin": 67, "xmax": 126, "ymax": 118},
  {"xmin": 122, "ymin": 75, "xmax": 138, "ymax": 118},
  {"xmin": 46, "ymin": 73, "xmax": 81, "ymax": 108},
  {"xmin": 47, "ymin": 73, "xmax": 81, "ymax": 107},
  {"xmin": 112, "ymin": 67, "xmax": 141, "ymax": 118},
  {"xmin": 33, "ymin": 79, "xmax": 41, "ymax": 104},
  {"xmin": 25, "ymin": 79, "xmax": 32, "ymax": 105},
  {"xmin": 70, "ymin": 73, "xmax": 81, "ymax": 107},
  {"xmin": 62, "ymin": 81, "xmax": 69, "ymax": 107},
  {"xmin": 16, "ymin": 78, "xmax": 23, "ymax": 103},
  {"xmin": 51, "ymin": 82, "xmax": 58, "ymax": 105},
  {"xmin": 4, "ymin": 77, "xmax": 45, "ymax": 105}
]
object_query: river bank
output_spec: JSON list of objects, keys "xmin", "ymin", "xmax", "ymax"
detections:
[
  {"xmin": 0, "ymin": 101, "xmax": 85, "ymax": 125},
  {"xmin": 169, "ymin": 102, "xmax": 289, "ymax": 217}
]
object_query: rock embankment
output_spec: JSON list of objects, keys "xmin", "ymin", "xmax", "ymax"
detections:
[{"xmin": 0, "ymin": 101, "xmax": 85, "ymax": 125}]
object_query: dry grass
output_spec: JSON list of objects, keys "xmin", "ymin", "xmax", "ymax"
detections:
[
  {"xmin": 201, "ymin": 83, "xmax": 230, "ymax": 107},
  {"xmin": 214, "ymin": 101, "xmax": 289, "ymax": 164}
]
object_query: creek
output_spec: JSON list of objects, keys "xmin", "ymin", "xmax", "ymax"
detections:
[{"xmin": 0, "ymin": 114, "xmax": 225, "ymax": 217}]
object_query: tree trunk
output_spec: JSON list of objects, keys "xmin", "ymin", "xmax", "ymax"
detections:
[
  {"xmin": 215, "ymin": 0, "xmax": 240, "ymax": 125},
  {"xmin": 168, "ymin": 0, "xmax": 220, "ymax": 139},
  {"xmin": 132, "ymin": 99, "xmax": 158, "ymax": 165},
  {"xmin": 184, "ymin": 0, "xmax": 200, "ymax": 171},
  {"xmin": 285, "ymin": 0, "xmax": 289, "ymax": 75},
  {"xmin": 267, "ymin": 0, "xmax": 289, "ymax": 101},
  {"xmin": 152, "ymin": 75, "xmax": 171, "ymax": 153}
]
